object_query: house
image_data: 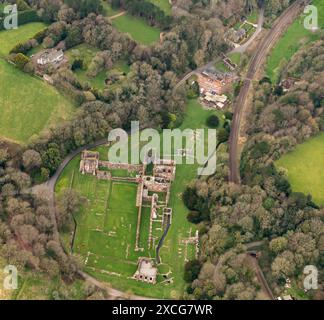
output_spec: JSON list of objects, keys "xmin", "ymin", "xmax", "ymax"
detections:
[
  {"xmin": 37, "ymin": 49, "xmax": 64, "ymax": 65},
  {"xmin": 133, "ymin": 258, "xmax": 157, "ymax": 284},
  {"xmin": 203, "ymin": 92, "xmax": 228, "ymax": 109},
  {"xmin": 197, "ymin": 69, "xmax": 235, "ymax": 95},
  {"xmin": 226, "ymin": 28, "xmax": 247, "ymax": 44},
  {"xmin": 234, "ymin": 28, "xmax": 246, "ymax": 43},
  {"xmin": 280, "ymin": 78, "xmax": 297, "ymax": 92}
]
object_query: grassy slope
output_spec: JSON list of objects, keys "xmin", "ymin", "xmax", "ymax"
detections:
[
  {"xmin": 0, "ymin": 23, "xmax": 75, "ymax": 144},
  {"xmin": 0, "ymin": 23, "xmax": 46, "ymax": 56},
  {"xmin": 56, "ymin": 99, "xmax": 224, "ymax": 298},
  {"xmin": 265, "ymin": 0, "xmax": 324, "ymax": 82},
  {"xmin": 275, "ymin": 133, "xmax": 324, "ymax": 206},
  {"xmin": 112, "ymin": 14, "xmax": 161, "ymax": 45}
]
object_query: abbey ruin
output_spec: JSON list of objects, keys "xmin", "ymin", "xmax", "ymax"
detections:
[{"xmin": 79, "ymin": 150, "xmax": 177, "ymax": 285}]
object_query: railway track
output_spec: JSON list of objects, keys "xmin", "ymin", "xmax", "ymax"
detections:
[{"xmin": 228, "ymin": 0, "xmax": 309, "ymax": 184}]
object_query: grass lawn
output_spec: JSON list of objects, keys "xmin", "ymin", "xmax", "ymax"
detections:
[
  {"xmin": 149, "ymin": 0, "xmax": 172, "ymax": 15},
  {"xmin": 265, "ymin": 0, "xmax": 324, "ymax": 82},
  {"xmin": 56, "ymin": 99, "xmax": 224, "ymax": 298},
  {"xmin": 275, "ymin": 133, "xmax": 324, "ymax": 206},
  {"xmin": 112, "ymin": 14, "xmax": 161, "ymax": 45},
  {"xmin": 215, "ymin": 52, "xmax": 241, "ymax": 72},
  {"xmin": 0, "ymin": 22, "xmax": 46, "ymax": 56},
  {"xmin": 247, "ymin": 10, "xmax": 258, "ymax": 24},
  {"xmin": 0, "ymin": 23, "xmax": 75, "ymax": 144},
  {"xmin": 229, "ymin": 52, "xmax": 241, "ymax": 65}
]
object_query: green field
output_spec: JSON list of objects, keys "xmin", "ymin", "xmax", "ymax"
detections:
[
  {"xmin": 112, "ymin": 14, "xmax": 161, "ymax": 45},
  {"xmin": 275, "ymin": 133, "xmax": 324, "ymax": 206},
  {"xmin": 0, "ymin": 22, "xmax": 46, "ymax": 56},
  {"xmin": 0, "ymin": 23, "xmax": 75, "ymax": 143},
  {"xmin": 149, "ymin": 0, "xmax": 172, "ymax": 15},
  {"xmin": 265, "ymin": 0, "xmax": 324, "ymax": 82},
  {"xmin": 56, "ymin": 99, "xmax": 224, "ymax": 298}
]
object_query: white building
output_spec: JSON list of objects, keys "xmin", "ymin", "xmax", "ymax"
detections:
[{"xmin": 37, "ymin": 49, "xmax": 64, "ymax": 65}]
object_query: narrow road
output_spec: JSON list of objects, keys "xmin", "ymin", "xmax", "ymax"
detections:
[
  {"xmin": 43, "ymin": 138, "xmax": 154, "ymax": 299},
  {"xmin": 173, "ymin": 6, "xmax": 264, "ymax": 92},
  {"xmin": 78, "ymin": 271, "xmax": 156, "ymax": 300},
  {"xmin": 228, "ymin": 0, "xmax": 309, "ymax": 184},
  {"xmin": 235, "ymin": 6, "xmax": 264, "ymax": 54}
]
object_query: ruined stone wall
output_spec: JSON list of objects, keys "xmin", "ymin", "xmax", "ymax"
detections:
[{"xmin": 99, "ymin": 161, "xmax": 143, "ymax": 173}]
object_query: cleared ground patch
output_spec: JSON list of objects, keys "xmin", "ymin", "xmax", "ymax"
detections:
[
  {"xmin": 275, "ymin": 133, "xmax": 324, "ymax": 206},
  {"xmin": 265, "ymin": 0, "xmax": 324, "ymax": 82},
  {"xmin": 112, "ymin": 14, "xmax": 161, "ymax": 45},
  {"xmin": 0, "ymin": 23, "xmax": 75, "ymax": 143}
]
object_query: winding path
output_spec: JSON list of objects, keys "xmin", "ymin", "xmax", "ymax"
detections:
[{"xmin": 228, "ymin": 0, "xmax": 309, "ymax": 184}]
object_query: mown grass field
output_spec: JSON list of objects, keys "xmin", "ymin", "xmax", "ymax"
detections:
[
  {"xmin": 0, "ymin": 23, "xmax": 75, "ymax": 144},
  {"xmin": 275, "ymin": 133, "xmax": 324, "ymax": 206},
  {"xmin": 112, "ymin": 14, "xmax": 161, "ymax": 45},
  {"xmin": 56, "ymin": 99, "xmax": 224, "ymax": 298},
  {"xmin": 265, "ymin": 0, "xmax": 324, "ymax": 82}
]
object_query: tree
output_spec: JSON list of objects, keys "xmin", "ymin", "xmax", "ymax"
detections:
[
  {"xmin": 56, "ymin": 189, "xmax": 81, "ymax": 231},
  {"xmin": 22, "ymin": 149, "xmax": 42, "ymax": 172},
  {"xmin": 40, "ymin": 167, "xmax": 50, "ymax": 181},
  {"xmin": 16, "ymin": 0, "xmax": 30, "ymax": 11},
  {"xmin": 187, "ymin": 211, "xmax": 203, "ymax": 224},
  {"xmin": 217, "ymin": 128, "xmax": 230, "ymax": 144},
  {"xmin": 184, "ymin": 259, "xmax": 202, "ymax": 283},
  {"xmin": 64, "ymin": 0, "xmax": 102, "ymax": 18},
  {"xmin": 269, "ymin": 237, "xmax": 288, "ymax": 254},
  {"xmin": 41, "ymin": 143, "xmax": 62, "ymax": 174},
  {"xmin": 206, "ymin": 115, "xmax": 220, "ymax": 128},
  {"xmin": 10, "ymin": 53, "xmax": 29, "ymax": 69},
  {"xmin": 0, "ymin": 148, "xmax": 9, "ymax": 166},
  {"xmin": 271, "ymin": 251, "xmax": 296, "ymax": 279}
]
